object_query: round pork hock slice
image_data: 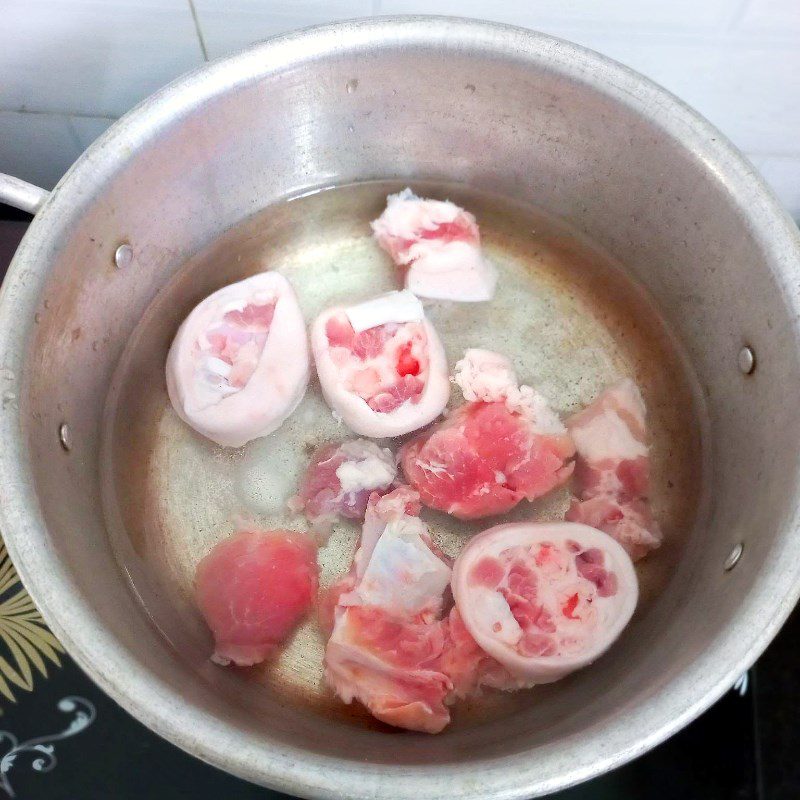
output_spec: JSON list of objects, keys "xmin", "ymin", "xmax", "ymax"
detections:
[{"xmin": 451, "ymin": 521, "xmax": 638, "ymax": 684}]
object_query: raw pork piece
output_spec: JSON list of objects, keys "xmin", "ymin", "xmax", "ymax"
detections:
[
  {"xmin": 371, "ymin": 188, "xmax": 497, "ymax": 302},
  {"xmin": 565, "ymin": 379, "xmax": 662, "ymax": 561},
  {"xmin": 290, "ymin": 439, "xmax": 397, "ymax": 534},
  {"xmin": 167, "ymin": 272, "xmax": 309, "ymax": 447},
  {"xmin": 324, "ymin": 487, "xmax": 454, "ymax": 733},
  {"xmin": 451, "ymin": 521, "xmax": 638, "ymax": 684},
  {"xmin": 400, "ymin": 350, "xmax": 575, "ymax": 519},
  {"xmin": 438, "ymin": 607, "xmax": 529, "ymax": 699},
  {"xmin": 195, "ymin": 529, "xmax": 318, "ymax": 667},
  {"xmin": 312, "ymin": 290, "xmax": 450, "ymax": 437}
]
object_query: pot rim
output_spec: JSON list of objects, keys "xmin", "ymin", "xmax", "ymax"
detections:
[{"xmin": 2, "ymin": 16, "xmax": 800, "ymax": 800}]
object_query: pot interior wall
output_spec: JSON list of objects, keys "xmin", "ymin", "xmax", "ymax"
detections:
[{"xmin": 13, "ymin": 20, "xmax": 800, "ymax": 797}]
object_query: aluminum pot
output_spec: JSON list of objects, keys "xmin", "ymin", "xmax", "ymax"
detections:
[{"xmin": 1, "ymin": 16, "xmax": 799, "ymax": 800}]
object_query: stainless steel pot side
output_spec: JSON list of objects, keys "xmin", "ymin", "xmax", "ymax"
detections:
[{"xmin": 1, "ymin": 16, "xmax": 799, "ymax": 800}]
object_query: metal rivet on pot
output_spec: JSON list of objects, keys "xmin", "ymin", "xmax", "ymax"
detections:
[
  {"xmin": 58, "ymin": 422, "xmax": 73, "ymax": 452},
  {"xmin": 738, "ymin": 346, "xmax": 755, "ymax": 375},
  {"xmin": 345, "ymin": 78, "xmax": 358, "ymax": 94},
  {"xmin": 724, "ymin": 543, "xmax": 743, "ymax": 571},
  {"xmin": 114, "ymin": 243, "xmax": 133, "ymax": 270}
]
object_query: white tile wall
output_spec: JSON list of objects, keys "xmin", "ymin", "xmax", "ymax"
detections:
[
  {"xmin": 0, "ymin": 111, "xmax": 83, "ymax": 189},
  {"xmin": 193, "ymin": 0, "xmax": 374, "ymax": 60},
  {"xmin": 379, "ymin": 0, "xmax": 735, "ymax": 32},
  {"xmin": 0, "ymin": 112, "xmax": 116, "ymax": 189},
  {"xmin": 750, "ymin": 155, "xmax": 800, "ymax": 221},
  {"xmin": 560, "ymin": 35, "xmax": 800, "ymax": 157},
  {"xmin": 0, "ymin": 0, "xmax": 204, "ymax": 117},
  {"xmin": 737, "ymin": 0, "xmax": 800, "ymax": 34},
  {"xmin": 1, "ymin": 0, "xmax": 798, "ymax": 219},
  {"xmin": 68, "ymin": 116, "xmax": 116, "ymax": 152}
]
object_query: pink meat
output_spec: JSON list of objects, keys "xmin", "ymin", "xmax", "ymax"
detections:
[
  {"xmin": 567, "ymin": 496, "xmax": 661, "ymax": 563},
  {"xmin": 318, "ymin": 576, "xmax": 354, "ymax": 640},
  {"xmin": 204, "ymin": 300, "xmax": 276, "ymax": 388},
  {"xmin": 367, "ymin": 375, "xmax": 425, "ymax": 413},
  {"xmin": 363, "ymin": 484, "xmax": 423, "ymax": 525},
  {"xmin": 222, "ymin": 300, "xmax": 276, "ymax": 329},
  {"xmin": 565, "ymin": 379, "xmax": 662, "ymax": 561},
  {"xmin": 195, "ymin": 529, "xmax": 318, "ymax": 667},
  {"xmin": 400, "ymin": 401, "xmax": 575, "ymax": 519},
  {"xmin": 370, "ymin": 188, "xmax": 497, "ymax": 302},
  {"xmin": 325, "ymin": 316, "xmax": 398, "ymax": 360},
  {"xmin": 166, "ymin": 272, "xmax": 309, "ymax": 448},
  {"xmin": 372, "ymin": 193, "xmax": 480, "ymax": 265},
  {"xmin": 324, "ymin": 315, "xmax": 357, "ymax": 349},
  {"xmin": 437, "ymin": 607, "xmax": 525, "ymax": 699},
  {"xmin": 312, "ymin": 292, "xmax": 451, "ymax": 438},
  {"xmin": 290, "ymin": 439, "xmax": 397, "ymax": 534},
  {"xmin": 323, "ymin": 488, "xmax": 454, "ymax": 733},
  {"xmin": 327, "ymin": 605, "xmax": 451, "ymax": 733},
  {"xmin": 451, "ymin": 522, "xmax": 639, "ymax": 684},
  {"xmin": 324, "ymin": 315, "xmax": 427, "ymax": 410}
]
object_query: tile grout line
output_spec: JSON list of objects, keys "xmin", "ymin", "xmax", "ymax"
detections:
[
  {"xmin": 0, "ymin": 108, "xmax": 117, "ymax": 122},
  {"xmin": 187, "ymin": 0, "xmax": 209, "ymax": 62},
  {"xmin": 63, "ymin": 117, "xmax": 85, "ymax": 158}
]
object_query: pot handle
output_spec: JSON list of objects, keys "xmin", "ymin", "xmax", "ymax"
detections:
[{"xmin": 0, "ymin": 173, "xmax": 50, "ymax": 215}]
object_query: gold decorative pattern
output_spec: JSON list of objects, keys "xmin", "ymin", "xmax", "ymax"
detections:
[{"xmin": 0, "ymin": 542, "xmax": 63, "ymax": 706}]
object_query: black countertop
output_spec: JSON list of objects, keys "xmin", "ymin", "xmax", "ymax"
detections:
[{"xmin": 0, "ymin": 213, "xmax": 796, "ymax": 800}]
